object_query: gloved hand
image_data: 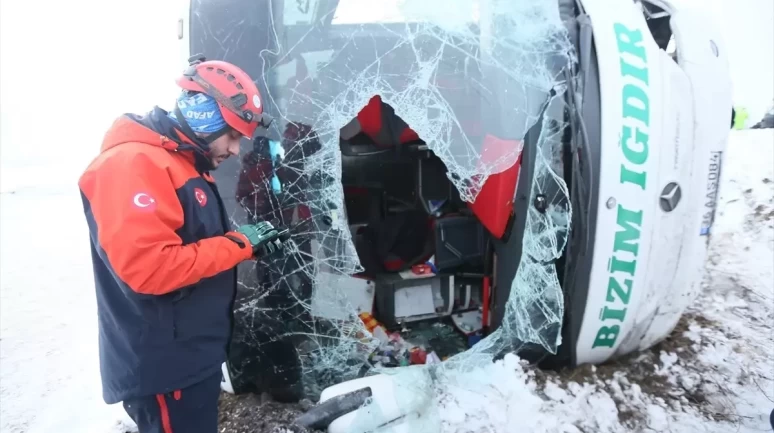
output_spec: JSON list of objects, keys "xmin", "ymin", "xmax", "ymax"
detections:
[{"xmin": 232, "ymin": 221, "xmax": 290, "ymax": 258}]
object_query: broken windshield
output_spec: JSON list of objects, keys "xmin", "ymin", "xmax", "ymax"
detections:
[{"xmin": 190, "ymin": 0, "xmax": 574, "ymax": 427}]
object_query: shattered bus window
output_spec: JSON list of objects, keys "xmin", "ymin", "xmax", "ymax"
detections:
[{"xmin": 190, "ymin": 0, "xmax": 575, "ymax": 422}]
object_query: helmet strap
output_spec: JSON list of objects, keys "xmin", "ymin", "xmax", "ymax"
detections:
[{"xmin": 202, "ymin": 126, "xmax": 231, "ymax": 145}]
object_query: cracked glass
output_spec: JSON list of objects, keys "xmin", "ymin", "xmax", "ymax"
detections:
[{"xmin": 190, "ymin": 0, "xmax": 575, "ymax": 427}]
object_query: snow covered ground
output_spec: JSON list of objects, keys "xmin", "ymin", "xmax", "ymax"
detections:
[
  {"xmin": 1, "ymin": 130, "xmax": 771, "ymax": 433},
  {"xmin": 0, "ymin": 189, "xmax": 136, "ymax": 433}
]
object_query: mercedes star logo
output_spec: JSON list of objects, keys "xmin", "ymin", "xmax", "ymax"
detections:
[{"xmin": 659, "ymin": 182, "xmax": 682, "ymax": 212}]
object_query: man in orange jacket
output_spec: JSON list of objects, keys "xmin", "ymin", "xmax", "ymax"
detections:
[{"xmin": 78, "ymin": 56, "xmax": 288, "ymax": 432}]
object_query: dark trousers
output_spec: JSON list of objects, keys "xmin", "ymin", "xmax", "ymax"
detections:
[{"xmin": 122, "ymin": 372, "xmax": 221, "ymax": 433}]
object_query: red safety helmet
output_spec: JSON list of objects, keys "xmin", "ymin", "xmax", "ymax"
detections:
[{"xmin": 176, "ymin": 54, "xmax": 271, "ymax": 138}]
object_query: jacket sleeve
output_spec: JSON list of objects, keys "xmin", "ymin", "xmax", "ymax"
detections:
[{"xmin": 80, "ymin": 150, "xmax": 254, "ymax": 295}]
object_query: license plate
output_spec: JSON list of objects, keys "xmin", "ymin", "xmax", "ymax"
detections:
[{"xmin": 700, "ymin": 151, "xmax": 723, "ymax": 236}]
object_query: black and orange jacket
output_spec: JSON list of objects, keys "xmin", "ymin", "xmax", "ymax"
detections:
[{"xmin": 78, "ymin": 106, "xmax": 253, "ymax": 404}]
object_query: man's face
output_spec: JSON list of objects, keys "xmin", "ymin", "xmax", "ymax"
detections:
[{"xmin": 207, "ymin": 129, "xmax": 243, "ymax": 169}]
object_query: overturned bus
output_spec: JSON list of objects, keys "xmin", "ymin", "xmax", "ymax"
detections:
[{"xmin": 176, "ymin": 0, "xmax": 732, "ymax": 428}]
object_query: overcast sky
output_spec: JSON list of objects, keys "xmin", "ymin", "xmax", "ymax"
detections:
[{"xmin": 0, "ymin": 0, "xmax": 181, "ymax": 177}]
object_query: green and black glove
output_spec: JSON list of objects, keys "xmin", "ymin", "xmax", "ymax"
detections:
[{"xmin": 228, "ymin": 221, "xmax": 290, "ymax": 258}]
